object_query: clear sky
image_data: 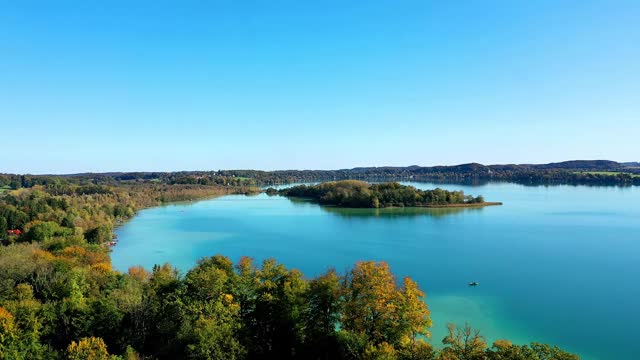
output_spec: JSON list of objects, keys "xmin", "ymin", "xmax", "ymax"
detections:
[{"xmin": 1, "ymin": 0, "xmax": 638, "ymax": 174}]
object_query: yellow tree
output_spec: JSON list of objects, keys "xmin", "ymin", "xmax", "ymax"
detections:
[
  {"xmin": 342, "ymin": 261, "xmax": 432, "ymax": 351},
  {"xmin": 0, "ymin": 307, "xmax": 20, "ymax": 359},
  {"xmin": 342, "ymin": 261, "xmax": 402, "ymax": 345},
  {"xmin": 398, "ymin": 277, "xmax": 432, "ymax": 338},
  {"xmin": 397, "ymin": 277, "xmax": 432, "ymax": 355},
  {"xmin": 67, "ymin": 337, "xmax": 112, "ymax": 360}
]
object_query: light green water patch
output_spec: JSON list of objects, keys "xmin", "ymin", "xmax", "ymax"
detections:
[
  {"xmin": 112, "ymin": 206, "xmax": 238, "ymax": 272},
  {"xmin": 428, "ymin": 294, "xmax": 594, "ymax": 360},
  {"xmin": 428, "ymin": 295, "xmax": 532, "ymax": 347}
]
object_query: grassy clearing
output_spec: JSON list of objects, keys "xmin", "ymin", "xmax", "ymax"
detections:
[{"xmin": 0, "ymin": 186, "xmax": 10, "ymax": 193}]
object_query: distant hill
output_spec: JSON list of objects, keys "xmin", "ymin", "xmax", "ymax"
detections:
[
  {"xmin": 344, "ymin": 160, "xmax": 624, "ymax": 174},
  {"xmin": 529, "ymin": 160, "xmax": 622, "ymax": 171},
  {"xmin": 5, "ymin": 160, "xmax": 638, "ymax": 187}
]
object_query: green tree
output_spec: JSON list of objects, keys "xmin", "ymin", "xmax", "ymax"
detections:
[
  {"xmin": 184, "ymin": 312, "xmax": 246, "ymax": 360},
  {"xmin": 4, "ymin": 286, "xmax": 48, "ymax": 359},
  {"xmin": 87, "ymin": 297, "xmax": 125, "ymax": 354},
  {"xmin": 85, "ymin": 224, "xmax": 113, "ymax": 244},
  {"xmin": 303, "ymin": 269, "xmax": 342, "ymax": 358},
  {"xmin": 25, "ymin": 221, "xmax": 73, "ymax": 242},
  {"xmin": 486, "ymin": 340, "xmax": 580, "ymax": 360},
  {"xmin": 250, "ymin": 259, "xmax": 308, "ymax": 357},
  {"xmin": 135, "ymin": 263, "xmax": 183, "ymax": 358},
  {"xmin": 179, "ymin": 256, "xmax": 246, "ymax": 359},
  {"xmin": 0, "ymin": 217, "xmax": 8, "ymax": 238}
]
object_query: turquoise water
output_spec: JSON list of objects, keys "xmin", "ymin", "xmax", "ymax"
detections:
[{"xmin": 112, "ymin": 182, "xmax": 640, "ymax": 360}]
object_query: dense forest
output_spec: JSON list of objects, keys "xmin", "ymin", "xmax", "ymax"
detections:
[
  {"xmin": 2, "ymin": 160, "xmax": 638, "ymax": 189},
  {"xmin": 3, "ymin": 160, "xmax": 637, "ymax": 188},
  {"xmin": 0, "ymin": 176, "xmax": 578, "ymax": 359},
  {"xmin": 216, "ymin": 160, "xmax": 640, "ymax": 186},
  {"xmin": 275, "ymin": 181, "xmax": 494, "ymax": 208}
]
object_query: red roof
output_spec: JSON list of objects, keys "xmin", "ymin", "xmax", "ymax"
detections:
[{"xmin": 7, "ymin": 229, "xmax": 22, "ymax": 235}]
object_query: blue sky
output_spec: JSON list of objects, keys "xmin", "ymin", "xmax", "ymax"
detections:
[{"xmin": 1, "ymin": 0, "xmax": 638, "ymax": 173}]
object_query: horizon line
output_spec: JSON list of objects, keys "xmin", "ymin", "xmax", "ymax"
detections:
[{"xmin": 3, "ymin": 159, "xmax": 637, "ymax": 176}]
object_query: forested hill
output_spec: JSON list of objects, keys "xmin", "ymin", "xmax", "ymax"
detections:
[
  {"xmin": 248, "ymin": 160, "xmax": 640, "ymax": 186},
  {"xmin": 2, "ymin": 160, "xmax": 639, "ymax": 188},
  {"xmin": 527, "ymin": 160, "xmax": 622, "ymax": 170}
]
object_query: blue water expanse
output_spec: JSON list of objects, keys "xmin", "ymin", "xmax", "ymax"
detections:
[{"xmin": 112, "ymin": 182, "xmax": 640, "ymax": 360}]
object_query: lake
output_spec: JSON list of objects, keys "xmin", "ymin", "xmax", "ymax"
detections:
[{"xmin": 112, "ymin": 182, "xmax": 640, "ymax": 360}]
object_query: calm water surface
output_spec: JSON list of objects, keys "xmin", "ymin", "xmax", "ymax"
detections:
[{"xmin": 112, "ymin": 182, "xmax": 640, "ymax": 360}]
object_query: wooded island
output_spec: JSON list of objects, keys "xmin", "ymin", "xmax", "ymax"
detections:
[{"xmin": 272, "ymin": 180, "xmax": 501, "ymax": 208}]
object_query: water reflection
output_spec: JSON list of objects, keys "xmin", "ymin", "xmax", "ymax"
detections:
[{"xmin": 320, "ymin": 205, "xmax": 482, "ymax": 218}]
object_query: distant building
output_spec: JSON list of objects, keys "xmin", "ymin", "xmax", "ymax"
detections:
[{"xmin": 7, "ymin": 229, "xmax": 22, "ymax": 235}]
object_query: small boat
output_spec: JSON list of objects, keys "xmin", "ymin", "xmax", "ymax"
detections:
[{"xmin": 468, "ymin": 282, "xmax": 479, "ymax": 286}]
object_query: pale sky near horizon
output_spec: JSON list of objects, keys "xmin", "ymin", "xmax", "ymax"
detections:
[{"xmin": 1, "ymin": 1, "xmax": 639, "ymax": 174}]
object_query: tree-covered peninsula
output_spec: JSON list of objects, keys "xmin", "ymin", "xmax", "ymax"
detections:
[{"xmin": 274, "ymin": 180, "xmax": 500, "ymax": 208}]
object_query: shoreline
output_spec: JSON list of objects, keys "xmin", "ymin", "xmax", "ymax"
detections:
[
  {"xmin": 109, "ymin": 188, "xmax": 258, "ymax": 249},
  {"xmin": 415, "ymin": 201, "xmax": 503, "ymax": 208}
]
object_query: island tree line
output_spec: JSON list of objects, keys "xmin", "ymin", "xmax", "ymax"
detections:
[{"xmin": 274, "ymin": 181, "xmax": 489, "ymax": 208}]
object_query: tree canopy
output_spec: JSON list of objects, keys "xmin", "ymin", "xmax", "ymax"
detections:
[{"xmin": 275, "ymin": 181, "xmax": 490, "ymax": 208}]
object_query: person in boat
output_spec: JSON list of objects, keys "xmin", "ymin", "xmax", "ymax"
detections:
[{"xmin": 469, "ymin": 281, "xmax": 479, "ymax": 286}]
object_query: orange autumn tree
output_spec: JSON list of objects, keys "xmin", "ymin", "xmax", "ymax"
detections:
[{"xmin": 341, "ymin": 261, "xmax": 432, "ymax": 349}]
